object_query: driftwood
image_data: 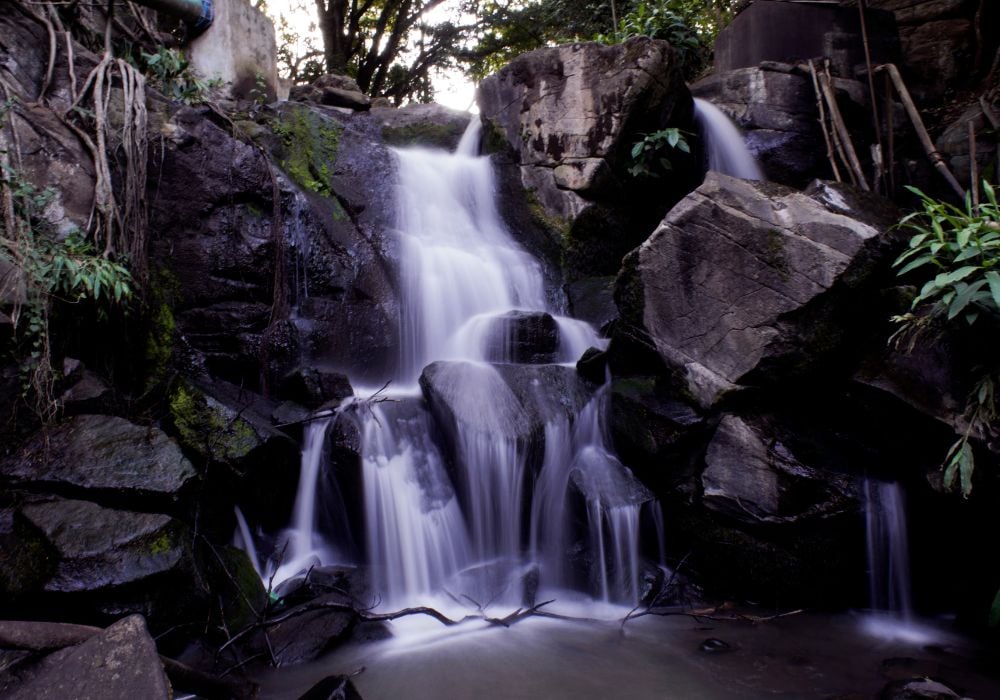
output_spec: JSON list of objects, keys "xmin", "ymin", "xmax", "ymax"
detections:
[{"xmin": 874, "ymin": 63, "xmax": 965, "ymax": 199}]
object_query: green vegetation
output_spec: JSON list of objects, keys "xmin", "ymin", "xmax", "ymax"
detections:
[
  {"xmin": 597, "ymin": 1, "xmax": 706, "ymax": 79},
  {"xmin": 891, "ymin": 182, "xmax": 1000, "ymax": 498},
  {"xmin": 1, "ymin": 104, "xmax": 133, "ymax": 420},
  {"xmin": 272, "ymin": 106, "xmax": 341, "ymax": 197},
  {"xmin": 169, "ymin": 382, "xmax": 259, "ymax": 464},
  {"xmin": 628, "ymin": 128, "xmax": 691, "ymax": 179},
  {"xmin": 142, "ymin": 47, "xmax": 218, "ymax": 105}
]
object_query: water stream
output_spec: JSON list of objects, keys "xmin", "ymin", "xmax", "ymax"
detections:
[
  {"xmin": 693, "ymin": 97, "xmax": 764, "ymax": 180},
  {"xmin": 266, "ymin": 119, "xmax": 657, "ymax": 612}
]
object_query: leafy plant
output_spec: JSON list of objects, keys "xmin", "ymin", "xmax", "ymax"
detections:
[
  {"xmin": 142, "ymin": 47, "xmax": 217, "ymax": 104},
  {"xmin": 891, "ymin": 182, "xmax": 1000, "ymax": 497},
  {"xmin": 628, "ymin": 128, "xmax": 690, "ymax": 179}
]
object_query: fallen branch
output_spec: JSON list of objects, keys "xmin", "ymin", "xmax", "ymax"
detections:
[{"xmin": 817, "ymin": 62, "xmax": 870, "ymax": 191}]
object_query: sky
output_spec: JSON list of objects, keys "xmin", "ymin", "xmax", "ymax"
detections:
[{"xmin": 265, "ymin": 0, "xmax": 478, "ymax": 112}]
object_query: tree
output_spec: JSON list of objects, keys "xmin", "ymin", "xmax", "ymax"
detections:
[{"xmin": 311, "ymin": 0, "xmax": 462, "ymax": 103}]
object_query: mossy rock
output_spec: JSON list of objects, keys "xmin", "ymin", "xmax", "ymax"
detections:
[
  {"xmin": 0, "ymin": 508, "xmax": 57, "ymax": 596},
  {"xmin": 199, "ymin": 543, "xmax": 267, "ymax": 633},
  {"xmin": 382, "ymin": 122, "xmax": 464, "ymax": 149},
  {"xmin": 271, "ymin": 104, "xmax": 342, "ymax": 197},
  {"xmin": 168, "ymin": 382, "xmax": 260, "ymax": 465}
]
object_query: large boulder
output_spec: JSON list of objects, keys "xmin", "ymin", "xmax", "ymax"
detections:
[
  {"xmin": 614, "ymin": 173, "xmax": 898, "ymax": 410},
  {"xmin": 0, "ymin": 415, "xmax": 196, "ymax": 508},
  {"xmin": 18, "ymin": 499, "xmax": 190, "ymax": 594},
  {"xmin": 2, "ymin": 615, "xmax": 170, "ymax": 700},
  {"xmin": 478, "ymin": 37, "xmax": 696, "ymax": 279},
  {"xmin": 376, "ymin": 102, "xmax": 472, "ymax": 150}
]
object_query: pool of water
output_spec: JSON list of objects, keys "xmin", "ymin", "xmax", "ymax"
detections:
[{"xmin": 256, "ymin": 606, "xmax": 1000, "ymax": 699}]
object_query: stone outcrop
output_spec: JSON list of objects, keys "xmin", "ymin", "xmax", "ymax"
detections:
[
  {"xmin": 481, "ymin": 311, "xmax": 560, "ymax": 364},
  {"xmin": 614, "ymin": 173, "xmax": 898, "ymax": 410},
  {"xmin": 479, "ymin": 37, "xmax": 696, "ymax": 278},
  {"xmin": 0, "ymin": 415, "xmax": 196, "ymax": 507},
  {"xmin": 376, "ymin": 102, "xmax": 472, "ymax": 150},
  {"xmin": 2, "ymin": 616, "xmax": 171, "ymax": 700}
]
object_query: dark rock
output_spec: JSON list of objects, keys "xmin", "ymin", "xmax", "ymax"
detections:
[
  {"xmin": 698, "ymin": 637, "xmax": 732, "ymax": 653},
  {"xmin": 272, "ymin": 400, "xmax": 311, "ymax": 428},
  {"xmin": 59, "ymin": 370, "xmax": 114, "ymax": 415},
  {"xmin": 482, "ymin": 310, "xmax": 560, "ymax": 364},
  {"xmin": 564, "ymin": 276, "xmax": 618, "ymax": 334},
  {"xmin": 879, "ymin": 677, "xmax": 963, "ymax": 700},
  {"xmin": 0, "ymin": 415, "xmax": 196, "ymax": 506},
  {"xmin": 576, "ymin": 347, "xmax": 608, "ymax": 384},
  {"xmin": 614, "ymin": 173, "xmax": 898, "ymax": 410},
  {"xmin": 19, "ymin": 499, "xmax": 190, "ymax": 593},
  {"xmin": 569, "ymin": 448, "xmax": 653, "ymax": 510},
  {"xmin": 298, "ymin": 674, "xmax": 364, "ymax": 700},
  {"xmin": 0, "ymin": 508, "xmax": 57, "ymax": 597},
  {"xmin": 376, "ymin": 102, "xmax": 471, "ymax": 150},
  {"xmin": 3, "ymin": 615, "xmax": 170, "ymax": 700},
  {"xmin": 273, "ymin": 565, "xmax": 371, "ymax": 610},
  {"xmin": 702, "ymin": 415, "xmax": 856, "ymax": 525},
  {"xmin": 279, "ymin": 367, "xmax": 354, "ymax": 410},
  {"xmin": 609, "ymin": 377, "xmax": 703, "ymax": 491},
  {"xmin": 267, "ymin": 592, "xmax": 358, "ymax": 666},
  {"xmin": 320, "ymin": 87, "xmax": 371, "ymax": 111}
]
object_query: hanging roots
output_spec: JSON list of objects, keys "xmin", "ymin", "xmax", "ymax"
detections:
[{"xmin": 61, "ymin": 0, "xmax": 149, "ymax": 284}]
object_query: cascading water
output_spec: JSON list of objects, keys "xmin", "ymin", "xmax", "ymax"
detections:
[
  {"xmin": 693, "ymin": 97, "xmax": 765, "ymax": 180},
  {"xmin": 863, "ymin": 479, "xmax": 913, "ymax": 619},
  {"xmin": 259, "ymin": 118, "xmax": 660, "ymax": 613}
]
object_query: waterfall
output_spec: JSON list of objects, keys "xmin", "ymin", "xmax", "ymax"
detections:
[
  {"xmin": 693, "ymin": 97, "xmax": 764, "ymax": 180},
  {"xmin": 864, "ymin": 479, "xmax": 913, "ymax": 619},
  {"xmin": 269, "ymin": 119, "xmax": 659, "ymax": 611}
]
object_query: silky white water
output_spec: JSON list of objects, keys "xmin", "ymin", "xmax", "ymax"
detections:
[
  {"xmin": 261, "ymin": 118, "xmax": 654, "ymax": 613},
  {"xmin": 693, "ymin": 97, "xmax": 765, "ymax": 180}
]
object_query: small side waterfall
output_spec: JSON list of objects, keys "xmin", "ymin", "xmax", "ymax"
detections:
[
  {"xmin": 864, "ymin": 479, "xmax": 913, "ymax": 619},
  {"xmin": 252, "ymin": 118, "xmax": 661, "ymax": 614},
  {"xmin": 693, "ymin": 97, "xmax": 765, "ymax": 180}
]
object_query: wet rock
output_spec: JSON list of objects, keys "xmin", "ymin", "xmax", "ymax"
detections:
[
  {"xmin": 565, "ymin": 276, "xmax": 618, "ymax": 334},
  {"xmin": 377, "ymin": 102, "xmax": 471, "ymax": 150},
  {"xmin": 609, "ymin": 376, "xmax": 702, "ymax": 491},
  {"xmin": 699, "ymin": 638, "xmax": 732, "ymax": 653},
  {"xmin": 702, "ymin": 415, "xmax": 856, "ymax": 525},
  {"xmin": 2, "ymin": 615, "xmax": 170, "ymax": 700},
  {"xmin": 279, "ymin": 367, "xmax": 355, "ymax": 410},
  {"xmin": 19, "ymin": 499, "xmax": 190, "ymax": 593},
  {"xmin": 298, "ymin": 674, "xmax": 364, "ymax": 700},
  {"xmin": 880, "ymin": 677, "xmax": 964, "ymax": 700},
  {"xmin": 482, "ymin": 311, "xmax": 560, "ymax": 364},
  {"xmin": 576, "ymin": 347, "xmax": 608, "ymax": 385},
  {"xmin": 274, "ymin": 565, "xmax": 372, "ymax": 610},
  {"xmin": 569, "ymin": 448, "xmax": 653, "ymax": 510},
  {"xmin": 0, "ymin": 415, "xmax": 196, "ymax": 506},
  {"xmin": 614, "ymin": 173, "xmax": 898, "ymax": 410},
  {"xmin": 59, "ymin": 370, "xmax": 114, "ymax": 415},
  {"xmin": 267, "ymin": 592, "xmax": 359, "ymax": 666},
  {"xmin": 0, "ymin": 508, "xmax": 56, "ymax": 597}
]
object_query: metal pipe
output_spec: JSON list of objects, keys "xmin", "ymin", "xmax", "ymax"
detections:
[{"xmin": 131, "ymin": 0, "xmax": 213, "ymax": 32}]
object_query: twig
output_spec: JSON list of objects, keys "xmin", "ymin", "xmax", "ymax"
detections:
[
  {"xmin": 857, "ymin": 0, "xmax": 884, "ymax": 193},
  {"xmin": 818, "ymin": 61, "xmax": 869, "ymax": 190}
]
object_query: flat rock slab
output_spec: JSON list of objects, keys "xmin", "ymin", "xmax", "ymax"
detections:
[
  {"xmin": 19, "ymin": 499, "xmax": 189, "ymax": 593},
  {"xmin": 4, "ymin": 615, "xmax": 170, "ymax": 700},
  {"xmin": 0, "ymin": 415, "xmax": 196, "ymax": 502}
]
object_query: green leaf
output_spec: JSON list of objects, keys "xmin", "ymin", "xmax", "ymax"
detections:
[
  {"xmin": 989, "ymin": 587, "xmax": 1000, "ymax": 627},
  {"xmin": 947, "ymin": 280, "xmax": 986, "ymax": 319},
  {"xmin": 958, "ymin": 441, "xmax": 974, "ymax": 498},
  {"xmin": 897, "ymin": 254, "xmax": 934, "ymax": 276},
  {"xmin": 985, "ymin": 270, "xmax": 1000, "ymax": 311},
  {"xmin": 934, "ymin": 266, "xmax": 978, "ymax": 287}
]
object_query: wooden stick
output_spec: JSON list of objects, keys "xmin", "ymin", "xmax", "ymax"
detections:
[
  {"xmin": 875, "ymin": 63, "xmax": 965, "ymax": 198},
  {"xmin": 969, "ymin": 120, "xmax": 979, "ymax": 209},
  {"xmin": 857, "ymin": 0, "xmax": 884, "ymax": 193},
  {"xmin": 818, "ymin": 62, "xmax": 870, "ymax": 190},
  {"xmin": 808, "ymin": 60, "xmax": 842, "ymax": 182},
  {"xmin": 884, "ymin": 72, "xmax": 896, "ymax": 195}
]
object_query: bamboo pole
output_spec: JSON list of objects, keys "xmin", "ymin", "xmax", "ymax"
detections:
[
  {"xmin": 808, "ymin": 60, "xmax": 842, "ymax": 182},
  {"xmin": 969, "ymin": 121, "xmax": 979, "ymax": 209},
  {"xmin": 884, "ymin": 72, "xmax": 895, "ymax": 195},
  {"xmin": 857, "ymin": 0, "xmax": 885, "ymax": 193},
  {"xmin": 818, "ymin": 62, "xmax": 870, "ymax": 190},
  {"xmin": 874, "ymin": 63, "xmax": 965, "ymax": 198}
]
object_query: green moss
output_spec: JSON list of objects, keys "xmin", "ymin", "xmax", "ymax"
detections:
[
  {"xmin": 272, "ymin": 105, "xmax": 341, "ymax": 197},
  {"xmin": 142, "ymin": 268, "xmax": 179, "ymax": 393},
  {"xmin": 147, "ymin": 531, "xmax": 174, "ymax": 555},
  {"xmin": 169, "ymin": 383, "xmax": 259, "ymax": 464},
  {"xmin": 524, "ymin": 188, "xmax": 570, "ymax": 241},
  {"xmin": 765, "ymin": 228, "xmax": 791, "ymax": 281},
  {"xmin": 481, "ymin": 118, "xmax": 512, "ymax": 156}
]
